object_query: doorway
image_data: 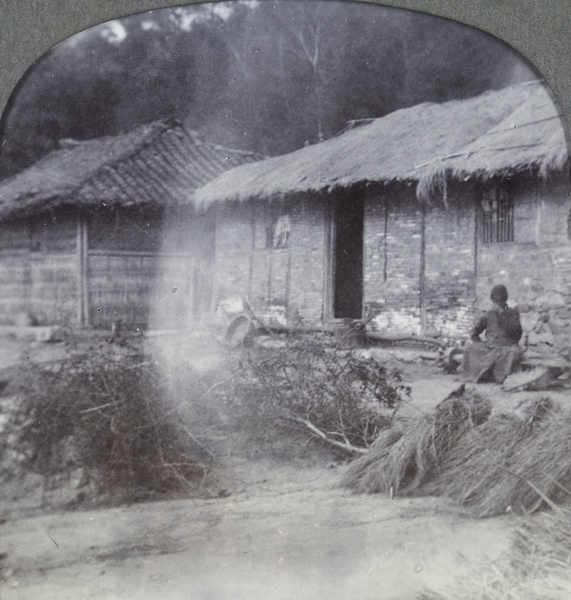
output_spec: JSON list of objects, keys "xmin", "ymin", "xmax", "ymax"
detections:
[{"xmin": 333, "ymin": 196, "xmax": 364, "ymax": 319}]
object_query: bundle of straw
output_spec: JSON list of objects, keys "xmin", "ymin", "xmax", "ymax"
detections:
[
  {"xmin": 341, "ymin": 390, "xmax": 571, "ymax": 518},
  {"xmin": 438, "ymin": 400, "xmax": 571, "ymax": 517},
  {"xmin": 421, "ymin": 506, "xmax": 571, "ymax": 600},
  {"xmin": 422, "ymin": 413, "xmax": 534, "ymax": 515},
  {"xmin": 340, "ymin": 391, "xmax": 492, "ymax": 495}
]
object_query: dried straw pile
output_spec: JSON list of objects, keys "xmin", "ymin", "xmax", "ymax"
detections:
[
  {"xmin": 422, "ymin": 506, "xmax": 571, "ymax": 600},
  {"xmin": 425, "ymin": 397, "xmax": 571, "ymax": 516},
  {"xmin": 342, "ymin": 393, "xmax": 571, "ymax": 517},
  {"xmin": 340, "ymin": 390, "xmax": 492, "ymax": 495}
]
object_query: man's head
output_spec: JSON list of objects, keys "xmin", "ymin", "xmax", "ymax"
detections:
[{"xmin": 490, "ymin": 284, "xmax": 508, "ymax": 305}]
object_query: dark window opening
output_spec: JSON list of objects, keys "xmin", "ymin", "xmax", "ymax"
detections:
[{"xmin": 481, "ymin": 186, "xmax": 514, "ymax": 244}]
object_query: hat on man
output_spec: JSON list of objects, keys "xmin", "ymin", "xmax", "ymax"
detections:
[{"xmin": 490, "ymin": 284, "xmax": 508, "ymax": 304}]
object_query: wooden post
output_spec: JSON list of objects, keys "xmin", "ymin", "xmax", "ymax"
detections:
[
  {"xmin": 285, "ymin": 202, "xmax": 292, "ymax": 325},
  {"xmin": 474, "ymin": 194, "xmax": 479, "ymax": 277},
  {"xmin": 323, "ymin": 197, "xmax": 335, "ymax": 322},
  {"xmin": 76, "ymin": 212, "xmax": 83, "ymax": 326},
  {"xmin": 383, "ymin": 192, "xmax": 389, "ymax": 282},
  {"xmin": 248, "ymin": 201, "xmax": 255, "ymax": 302},
  {"xmin": 76, "ymin": 211, "xmax": 89, "ymax": 327},
  {"xmin": 267, "ymin": 205, "xmax": 273, "ymax": 311},
  {"xmin": 82, "ymin": 215, "xmax": 89, "ymax": 327},
  {"xmin": 420, "ymin": 199, "xmax": 427, "ymax": 334},
  {"xmin": 474, "ymin": 185, "xmax": 480, "ymax": 299}
]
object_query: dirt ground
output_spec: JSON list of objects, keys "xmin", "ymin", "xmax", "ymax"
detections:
[{"xmin": 0, "ymin": 333, "xmax": 534, "ymax": 600}]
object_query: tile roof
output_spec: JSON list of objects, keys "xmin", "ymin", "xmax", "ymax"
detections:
[{"xmin": 0, "ymin": 118, "xmax": 263, "ymax": 219}]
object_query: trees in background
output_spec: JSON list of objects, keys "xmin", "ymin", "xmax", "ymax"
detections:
[{"xmin": 0, "ymin": 1, "xmax": 536, "ymax": 178}]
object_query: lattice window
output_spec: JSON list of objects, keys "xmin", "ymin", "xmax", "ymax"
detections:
[{"xmin": 480, "ymin": 186, "xmax": 514, "ymax": 244}]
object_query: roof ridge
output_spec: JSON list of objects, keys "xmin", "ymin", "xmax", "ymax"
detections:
[{"xmin": 76, "ymin": 119, "xmax": 186, "ymax": 198}]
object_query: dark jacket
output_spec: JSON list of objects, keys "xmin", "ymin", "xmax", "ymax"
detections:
[{"xmin": 470, "ymin": 303, "xmax": 523, "ymax": 347}]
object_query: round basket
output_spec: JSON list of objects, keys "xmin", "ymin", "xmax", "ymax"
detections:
[{"xmin": 224, "ymin": 315, "xmax": 254, "ymax": 347}]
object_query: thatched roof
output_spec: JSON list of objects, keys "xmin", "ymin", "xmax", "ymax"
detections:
[
  {"xmin": 0, "ymin": 118, "xmax": 262, "ymax": 219},
  {"xmin": 416, "ymin": 82, "xmax": 569, "ymax": 200},
  {"xmin": 195, "ymin": 80, "xmax": 569, "ymax": 208}
]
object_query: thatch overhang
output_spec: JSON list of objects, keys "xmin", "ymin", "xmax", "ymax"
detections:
[
  {"xmin": 0, "ymin": 118, "xmax": 263, "ymax": 220},
  {"xmin": 194, "ymin": 80, "xmax": 569, "ymax": 210},
  {"xmin": 416, "ymin": 82, "xmax": 570, "ymax": 201}
]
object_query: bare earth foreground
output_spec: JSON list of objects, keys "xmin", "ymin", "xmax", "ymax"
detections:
[
  {"xmin": 0, "ymin": 464, "xmax": 513, "ymax": 600},
  {"xmin": 0, "ymin": 336, "xmax": 516, "ymax": 600}
]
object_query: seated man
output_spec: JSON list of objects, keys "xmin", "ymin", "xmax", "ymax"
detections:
[{"xmin": 463, "ymin": 284, "xmax": 524, "ymax": 383}]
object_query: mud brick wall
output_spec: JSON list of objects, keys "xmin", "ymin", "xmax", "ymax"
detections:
[
  {"xmin": 213, "ymin": 197, "xmax": 328, "ymax": 327},
  {"xmin": 212, "ymin": 203, "xmax": 253, "ymax": 303},
  {"xmin": 213, "ymin": 173, "xmax": 570, "ymax": 343},
  {"xmin": 0, "ymin": 213, "xmax": 78, "ymax": 325},
  {"xmin": 87, "ymin": 209, "xmax": 163, "ymax": 253},
  {"xmin": 88, "ymin": 210, "xmax": 166, "ymax": 328},
  {"xmin": 363, "ymin": 186, "xmax": 424, "ymax": 336},
  {"xmin": 287, "ymin": 198, "xmax": 328, "ymax": 324},
  {"xmin": 249, "ymin": 201, "xmax": 289, "ymax": 325},
  {"xmin": 476, "ymin": 174, "xmax": 571, "ymax": 350},
  {"xmin": 213, "ymin": 201, "xmax": 292, "ymax": 324},
  {"xmin": 141, "ymin": 255, "xmax": 193, "ymax": 330},
  {"xmin": 424, "ymin": 182, "xmax": 478, "ymax": 342}
]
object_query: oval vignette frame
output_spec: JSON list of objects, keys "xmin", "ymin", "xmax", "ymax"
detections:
[{"xmin": 0, "ymin": 0, "xmax": 568, "ymax": 600}]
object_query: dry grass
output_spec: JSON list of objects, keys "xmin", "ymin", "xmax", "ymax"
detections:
[
  {"xmin": 417, "ymin": 82, "xmax": 568, "ymax": 203},
  {"xmin": 340, "ymin": 390, "xmax": 491, "ymax": 495},
  {"xmin": 425, "ymin": 397, "xmax": 571, "ymax": 516},
  {"xmin": 421, "ymin": 506, "xmax": 571, "ymax": 600},
  {"xmin": 342, "ymin": 392, "xmax": 571, "ymax": 518},
  {"xmin": 195, "ymin": 80, "xmax": 567, "ymax": 208}
]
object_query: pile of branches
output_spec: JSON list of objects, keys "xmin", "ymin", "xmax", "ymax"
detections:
[
  {"xmin": 422, "ymin": 505, "xmax": 571, "ymax": 599},
  {"xmin": 1, "ymin": 334, "xmax": 215, "ymax": 503},
  {"xmin": 342, "ymin": 392, "xmax": 571, "ymax": 517},
  {"xmin": 229, "ymin": 334, "xmax": 410, "ymax": 455}
]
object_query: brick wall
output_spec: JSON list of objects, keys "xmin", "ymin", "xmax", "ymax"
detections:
[
  {"xmin": 249, "ymin": 201, "xmax": 289, "ymax": 324},
  {"xmin": 148, "ymin": 208, "xmax": 213, "ymax": 330},
  {"xmin": 287, "ymin": 198, "xmax": 328, "ymax": 324},
  {"xmin": 476, "ymin": 174, "xmax": 571, "ymax": 350},
  {"xmin": 362, "ymin": 174, "xmax": 571, "ymax": 347},
  {"xmin": 0, "ymin": 207, "xmax": 203, "ymax": 329},
  {"xmin": 212, "ymin": 197, "xmax": 328, "ymax": 326},
  {"xmin": 363, "ymin": 185, "xmax": 424, "ymax": 335},
  {"xmin": 424, "ymin": 181, "xmax": 478, "ymax": 342},
  {"xmin": 210, "ymin": 172, "xmax": 570, "ymax": 347},
  {"xmin": 212, "ymin": 203, "xmax": 253, "ymax": 304}
]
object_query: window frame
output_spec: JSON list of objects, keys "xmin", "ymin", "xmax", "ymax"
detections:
[
  {"xmin": 256, "ymin": 207, "xmax": 291, "ymax": 250},
  {"xmin": 480, "ymin": 185, "xmax": 514, "ymax": 244}
]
